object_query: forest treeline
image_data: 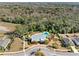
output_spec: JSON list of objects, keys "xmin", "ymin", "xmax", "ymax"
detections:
[{"xmin": 1, "ymin": 3, "xmax": 79, "ymax": 34}]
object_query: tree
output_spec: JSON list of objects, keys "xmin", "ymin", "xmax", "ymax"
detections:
[
  {"xmin": 15, "ymin": 25, "xmax": 28, "ymax": 36},
  {"xmin": 35, "ymin": 50, "xmax": 45, "ymax": 56}
]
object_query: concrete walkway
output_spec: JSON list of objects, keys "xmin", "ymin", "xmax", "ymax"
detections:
[
  {"xmin": 70, "ymin": 46, "xmax": 78, "ymax": 53},
  {"xmin": 69, "ymin": 38, "xmax": 79, "ymax": 53}
]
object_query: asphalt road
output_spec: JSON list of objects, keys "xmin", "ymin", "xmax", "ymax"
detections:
[
  {"xmin": 24, "ymin": 46, "xmax": 79, "ymax": 56},
  {"xmin": 3, "ymin": 45, "xmax": 79, "ymax": 56}
]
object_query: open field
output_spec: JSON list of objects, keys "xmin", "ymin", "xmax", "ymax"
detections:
[{"xmin": 0, "ymin": 22, "xmax": 20, "ymax": 32}]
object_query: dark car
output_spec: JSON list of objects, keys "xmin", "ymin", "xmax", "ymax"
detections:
[{"xmin": 30, "ymin": 51, "xmax": 35, "ymax": 55}]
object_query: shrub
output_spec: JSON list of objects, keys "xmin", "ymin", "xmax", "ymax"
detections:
[
  {"xmin": 44, "ymin": 39, "xmax": 49, "ymax": 44},
  {"xmin": 0, "ymin": 46, "xmax": 5, "ymax": 52},
  {"xmin": 52, "ymin": 43, "xmax": 58, "ymax": 49},
  {"xmin": 31, "ymin": 41, "xmax": 38, "ymax": 44},
  {"xmin": 35, "ymin": 50, "xmax": 45, "ymax": 56}
]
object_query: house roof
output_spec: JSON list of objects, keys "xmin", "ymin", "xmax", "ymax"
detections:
[
  {"xmin": 62, "ymin": 38, "xmax": 69, "ymax": 47},
  {"xmin": 31, "ymin": 32, "xmax": 49, "ymax": 42},
  {"xmin": 72, "ymin": 37, "xmax": 79, "ymax": 46},
  {"xmin": 0, "ymin": 36, "xmax": 11, "ymax": 48}
]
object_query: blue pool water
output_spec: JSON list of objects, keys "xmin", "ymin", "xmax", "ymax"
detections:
[
  {"xmin": 31, "ymin": 32, "xmax": 49, "ymax": 42},
  {"xmin": 43, "ymin": 32, "xmax": 49, "ymax": 37}
]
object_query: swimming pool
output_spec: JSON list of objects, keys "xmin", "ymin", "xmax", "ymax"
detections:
[{"xmin": 31, "ymin": 32, "xmax": 49, "ymax": 42}]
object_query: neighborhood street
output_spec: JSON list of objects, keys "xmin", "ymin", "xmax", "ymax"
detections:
[{"xmin": 2, "ymin": 44, "xmax": 79, "ymax": 56}]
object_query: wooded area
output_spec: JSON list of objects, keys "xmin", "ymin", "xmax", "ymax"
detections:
[{"xmin": 0, "ymin": 3, "xmax": 79, "ymax": 35}]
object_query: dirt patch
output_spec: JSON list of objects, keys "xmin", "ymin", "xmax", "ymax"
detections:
[
  {"xmin": 0, "ymin": 22, "xmax": 18, "ymax": 32},
  {"xmin": 47, "ymin": 37, "xmax": 70, "ymax": 52},
  {"xmin": 7, "ymin": 38, "xmax": 23, "ymax": 52}
]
